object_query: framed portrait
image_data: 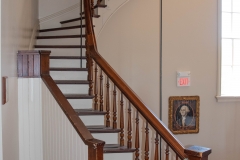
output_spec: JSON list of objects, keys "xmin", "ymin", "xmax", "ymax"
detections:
[{"xmin": 168, "ymin": 96, "xmax": 199, "ymax": 134}]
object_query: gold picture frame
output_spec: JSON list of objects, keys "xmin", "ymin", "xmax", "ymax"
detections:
[{"xmin": 168, "ymin": 96, "xmax": 199, "ymax": 134}]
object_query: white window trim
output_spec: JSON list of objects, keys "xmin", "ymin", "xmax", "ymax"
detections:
[{"xmin": 216, "ymin": 0, "xmax": 240, "ymax": 102}]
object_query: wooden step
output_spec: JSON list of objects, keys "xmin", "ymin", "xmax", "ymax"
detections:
[
  {"xmin": 35, "ymin": 45, "xmax": 86, "ymax": 48},
  {"xmin": 94, "ymin": 4, "xmax": 107, "ymax": 8},
  {"xmin": 65, "ymin": 94, "xmax": 94, "ymax": 99},
  {"xmin": 39, "ymin": 25, "xmax": 87, "ymax": 32},
  {"xmin": 50, "ymin": 67, "xmax": 88, "ymax": 71},
  {"xmin": 50, "ymin": 56, "xmax": 86, "ymax": 59},
  {"xmin": 54, "ymin": 80, "xmax": 89, "ymax": 84},
  {"xmin": 87, "ymin": 125, "xmax": 121, "ymax": 133},
  {"xmin": 60, "ymin": 17, "xmax": 85, "ymax": 24},
  {"xmin": 75, "ymin": 109, "xmax": 106, "ymax": 115},
  {"xmin": 37, "ymin": 35, "xmax": 86, "ymax": 39},
  {"xmin": 104, "ymin": 144, "xmax": 136, "ymax": 153}
]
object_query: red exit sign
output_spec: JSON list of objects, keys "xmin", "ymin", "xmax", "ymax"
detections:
[
  {"xmin": 177, "ymin": 71, "xmax": 191, "ymax": 87},
  {"xmin": 177, "ymin": 77, "xmax": 190, "ymax": 86}
]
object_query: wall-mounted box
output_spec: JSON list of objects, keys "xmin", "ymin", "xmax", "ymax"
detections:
[
  {"xmin": 17, "ymin": 51, "xmax": 41, "ymax": 78},
  {"xmin": 177, "ymin": 71, "xmax": 191, "ymax": 87}
]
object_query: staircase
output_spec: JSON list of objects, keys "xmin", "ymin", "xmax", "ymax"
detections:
[
  {"xmin": 33, "ymin": 0, "xmax": 211, "ymax": 159},
  {"xmin": 35, "ymin": 1, "xmax": 136, "ymax": 159}
]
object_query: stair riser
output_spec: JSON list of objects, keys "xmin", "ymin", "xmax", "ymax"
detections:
[
  {"xmin": 57, "ymin": 84, "xmax": 89, "ymax": 94},
  {"xmin": 92, "ymin": 133, "xmax": 118, "ymax": 144},
  {"xmin": 40, "ymin": 48, "xmax": 86, "ymax": 56},
  {"xmin": 104, "ymin": 153, "xmax": 133, "ymax": 159},
  {"xmin": 39, "ymin": 28, "xmax": 86, "ymax": 36},
  {"xmin": 37, "ymin": 38, "xmax": 85, "ymax": 45},
  {"xmin": 80, "ymin": 115, "xmax": 105, "ymax": 126},
  {"xmin": 50, "ymin": 71, "xmax": 88, "ymax": 80},
  {"xmin": 68, "ymin": 99, "xmax": 92, "ymax": 109},
  {"xmin": 50, "ymin": 59, "xmax": 86, "ymax": 68}
]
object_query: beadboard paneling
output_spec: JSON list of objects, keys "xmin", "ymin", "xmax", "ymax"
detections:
[
  {"xmin": 41, "ymin": 81, "xmax": 88, "ymax": 160},
  {"xmin": 18, "ymin": 78, "xmax": 43, "ymax": 160}
]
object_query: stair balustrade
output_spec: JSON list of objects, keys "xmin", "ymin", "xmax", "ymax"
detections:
[{"xmin": 83, "ymin": 0, "xmax": 212, "ymax": 159}]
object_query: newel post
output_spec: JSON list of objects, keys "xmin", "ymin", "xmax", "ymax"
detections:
[
  {"xmin": 39, "ymin": 50, "xmax": 51, "ymax": 75},
  {"xmin": 87, "ymin": 139, "xmax": 105, "ymax": 160},
  {"xmin": 185, "ymin": 146, "xmax": 211, "ymax": 160}
]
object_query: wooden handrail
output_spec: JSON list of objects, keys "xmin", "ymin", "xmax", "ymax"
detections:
[
  {"xmin": 83, "ymin": 0, "xmax": 211, "ymax": 159},
  {"xmin": 39, "ymin": 50, "xmax": 105, "ymax": 160}
]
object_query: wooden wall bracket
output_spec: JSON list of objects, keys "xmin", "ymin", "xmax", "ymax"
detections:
[{"xmin": 2, "ymin": 76, "xmax": 8, "ymax": 105}]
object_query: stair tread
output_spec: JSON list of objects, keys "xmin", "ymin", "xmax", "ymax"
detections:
[
  {"xmin": 39, "ymin": 25, "xmax": 88, "ymax": 32},
  {"xmin": 50, "ymin": 67, "xmax": 88, "ymax": 71},
  {"xmin": 94, "ymin": 4, "xmax": 107, "ymax": 8},
  {"xmin": 60, "ymin": 17, "xmax": 85, "ymax": 24},
  {"xmin": 65, "ymin": 94, "xmax": 94, "ymax": 99},
  {"xmin": 75, "ymin": 109, "xmax": 106, "ymax": 115},
  {"xmin": 50, "ymin": 56, "xmax": 86, "ymax": 59},
  {"xmin": 37, "ymin": 35, "xmax": 86, "ymax": 39},
  {"xmin": 86, "ymin": 125, "xmax": 121, "ymax": 133},
  {"xmin": 35, "ymin": 45, "xmax": 86, "ymax": 48},
  {"xmin": 55, "ymin": 80, "xmax": 89, "ymax": 84},
  {"xmin": 103, "ymin": 144, "xmax": 136, "ymax": 153}
]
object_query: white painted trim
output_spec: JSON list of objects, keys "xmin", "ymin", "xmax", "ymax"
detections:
[
  {"xmin": 216, "ymin": 96, "xmax": 240, "ymax": 102},
  {"xmin": 28, "ymin": 22, "xmax": 40, "ymax": 50},
  {"xmin": 96, "ymin": 0, "xmax": 130, "ymax": 38},
  {"xmin": 217, "ymin": 0, "xmax": 222, "ymax": 97},
  {"xmin": 39, "ymin": 3, "xmax": 80, "ymax": 24},
  {"xmin": 0, "ymin": 0, "xmax": 3, "ymax": 158}
]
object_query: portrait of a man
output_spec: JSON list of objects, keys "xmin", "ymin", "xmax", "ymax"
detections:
[
  {"xmin": 175, "ymin": 105, "xmax": 195, "ymax": 127},
  {"xmin": 168, "ymin": 96, "xmax": 199, "ymax": 134}
]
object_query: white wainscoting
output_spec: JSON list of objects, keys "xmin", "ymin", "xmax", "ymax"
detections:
[
  {"xmin": 18, "ymin": 78, "xmax": 88, "ymax": 160},
  {"xmin": 18, "ymin": 78, "xmax": 43, "ymax": 160},
  {"xmin": 41, "ymin": 80, "xmax": 88, "ymax": 160}
]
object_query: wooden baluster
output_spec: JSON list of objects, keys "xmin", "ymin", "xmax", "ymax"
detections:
[
  {"xmin": 165, "ymin": 144, "xmax": 169, "ymax": 160},
  {"xmin": 91, "ymin": 0, "xmax": 94, "ymax": 16},
  {"xmin": 120, "ymin": 93, "xmax": 124, "ymax": 146},
  {"xmin": 106, "ymin": 77, "xmax": 110, "ymax": 127},
  {"xmin": 113, "ymin": 85, "xmax": 117, "ymax": 129},
  {"xmin": 99, "ymin": 69, "xmax": 103, "ymax": 111},
  {"xmin": 176, "ymin": 155, "xmax": 178, "ymax": 160},
  {"xmin": 127, "ymin": 102, "xmax": 132, "ymax": 148},
  {"xmin": 135, "ymin": 111, "xmax": 140, "ymax": 160},
  {"xmin": 94, "ymin": 63, "xmax": 98, "ymax": 110},
  {"xmin": 145, "ymin": 122, "xmax": 149, "ymax": 160},
  {"xmin": 86, "ymin": 51, "xmax": 93, "ymax": 96},
  {"xmin": 154, "ymin": 133, "xmax": 159, "ymax": 160}
]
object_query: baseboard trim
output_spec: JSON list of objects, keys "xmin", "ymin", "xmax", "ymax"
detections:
[
  {"xmin": 29, "ymin": 22, "xmax": 40, "ymax": 50},
  {"xmin": 39, "ymin": 3, "xmax": 80, "ymax": 24}
]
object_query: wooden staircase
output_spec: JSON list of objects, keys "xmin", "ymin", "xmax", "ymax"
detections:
[
  {"xmin": 32, "ymin": 0, "xmax": 212, "ymax": 159},
  {"xmin": 35, "ymin": 0, "xmax": 137, "ymax": 159}
]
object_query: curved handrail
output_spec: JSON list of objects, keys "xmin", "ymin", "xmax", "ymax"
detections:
[{"xmin": 83, "ymin": 0, "xmax": 188, "ymax": 159}]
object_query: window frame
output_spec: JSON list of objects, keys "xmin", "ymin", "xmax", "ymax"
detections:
[{"xmin": 216, "ymin": 0, "xmax": 240, "ymax": 102}]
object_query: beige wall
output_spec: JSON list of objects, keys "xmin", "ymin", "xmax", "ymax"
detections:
[
  {"xmin": 1, "ymin": 0, "xmax": 38, "ymax": 159},
  {"xmin": 98, "ymin": 0, "xmax": 160, "ymax": 116},
  {"xmin": 98, "ymin": 0, "xmax": 240, "ymax": 159},
  {"xmin": 162, "ymin": 0, "xmax": 240, "ymax": 159},
  {"xmin": 39, "ymin": 0, "xmax": 79, "ymax": 18}
]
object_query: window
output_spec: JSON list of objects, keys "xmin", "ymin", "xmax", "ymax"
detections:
[{"xmin": 219, "ymin": 0, "xmax": 240, "ymax": 99}]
